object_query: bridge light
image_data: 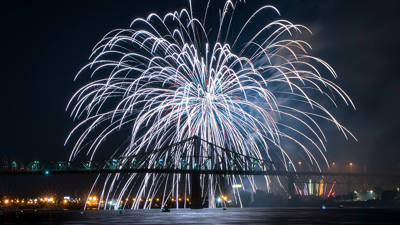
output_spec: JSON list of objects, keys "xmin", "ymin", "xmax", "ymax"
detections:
[
  {"xmin": 298, "ymin": 161, "xmax": 302, "ymax": 166},
  {"xmin": 348, "ymin": 162, "xmax": 353, "ymax": 167},
  {"xmin": 44, "ymin": 170, "xmax": 50, "ymax": 175},
  {"xmin": 331, "ymin": 162, "xmax": 336, "ymax": 166},
  {"xmin": 217, "ymin": 197, "xmax": 222, "ymax": 203}
]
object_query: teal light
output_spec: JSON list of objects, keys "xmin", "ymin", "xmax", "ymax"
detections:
[{"xmin": 44, "ymin": 170, "xmax": 50, "ymax": 175}]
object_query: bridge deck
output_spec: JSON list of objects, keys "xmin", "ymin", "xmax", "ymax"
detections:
[{"xmin": 1, "ymin": 168, "xmax": 398, "ymax": 178}]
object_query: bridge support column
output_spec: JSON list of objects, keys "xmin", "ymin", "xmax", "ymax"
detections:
[
  {"xmin": 191, "ymin": 173, "xmax": 202, "ymax": 208},
  {"xmin": 287, "ymin": 175, "xmax": 295, "ymax": 199},
  {"xmin": 191, "ymin": 136, "xmax": 203, "ymax": 209}
]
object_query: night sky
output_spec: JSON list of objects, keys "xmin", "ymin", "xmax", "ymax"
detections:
[{"xmin": 1, "ymin": 0, "xmax": 400, "ymax": 182}]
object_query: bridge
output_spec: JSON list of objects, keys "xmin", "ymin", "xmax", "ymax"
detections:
[{"xmin": 1, "ymin": 136, "xmax": 399, "ymax": 208}]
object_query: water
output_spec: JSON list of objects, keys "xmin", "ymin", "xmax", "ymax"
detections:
[{"xmin": 2, "ymin": 208, "xmax": 400, "ymax": 224}]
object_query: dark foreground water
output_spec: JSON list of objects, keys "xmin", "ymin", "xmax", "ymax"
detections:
[{"xmin": 2, "ymin": 208, "xmax": 400, "ymax": 225}]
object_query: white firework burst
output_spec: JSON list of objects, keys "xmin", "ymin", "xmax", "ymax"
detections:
[{"xmin": 66, "ymin": 0, "xmax": 355, "ymax": 209}]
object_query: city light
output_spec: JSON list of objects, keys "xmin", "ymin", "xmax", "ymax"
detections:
[
  {"xmin": 86, "ymin": 196, "xmax": 98, "ymax": 207},
  {"xmin": 298, "ymin": 161, "xmax": 303, "ymax": 166},
  {"xmin": 47, "ymin": 197, "xmax": 55, "ymax": 203},
  {"xmin": 232, "ymin": 184, "xmax": 243, "ymax": 188},
  {"xmin": 349, "ymin": 162, "xmax": 353, "ymax": 167}
]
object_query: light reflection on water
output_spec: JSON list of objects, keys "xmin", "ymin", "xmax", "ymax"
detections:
[
  {"xmin": 62, "ymin": 208, "xmax": 400, "ymax": 225},
  {"xmin": 2, "ymin": 208, "xmax": 400, "ymax": 224}
]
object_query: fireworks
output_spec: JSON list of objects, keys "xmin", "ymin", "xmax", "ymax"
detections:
[{"xmin": 66, "ymin": 0, "xmax": 355, "ymax": 209}]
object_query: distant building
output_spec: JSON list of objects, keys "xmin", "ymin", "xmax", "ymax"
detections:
[{"xmin": 0, "ymin": 155, "xmax": 9, "ymax": 169}]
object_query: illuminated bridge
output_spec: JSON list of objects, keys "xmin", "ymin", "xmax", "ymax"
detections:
[{"xmin": 1, "ymin": 136, "xmax": 399, "ymax": 208}]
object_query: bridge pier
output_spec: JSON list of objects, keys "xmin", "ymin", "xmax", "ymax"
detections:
[
  {"xmin": 191, "ymin": 136, "xmax": 203, "ymax": 209},
  {"xmin": 287, "ymin": 175, "xmax": 295, "ymax": 199},
  {"xmin": 191, "ymin": 173, "xmax": 202, "ymax": 208}
]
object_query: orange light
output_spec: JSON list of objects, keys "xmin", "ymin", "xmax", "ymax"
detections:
[
  {"xmin": 349, "ymin": 162, "xmax": 353, "ymax": 166},
  {"xmin": 4, "ymin": 199, "xmax": 9, "ymax": 204},
  {"xmin": 156, "ymin": 198, "xmax": 160, "ymax": 202},
  {"xmin": 48, "ymin": 197, "xmax": 55, "ymax": 203},
  {"xmin": 332, "ymin": 162, "xmax": 336, "ymax": 166},
  {"xmin": 298, "ymin": 161, "xmax": 302, "ymax": 166}
]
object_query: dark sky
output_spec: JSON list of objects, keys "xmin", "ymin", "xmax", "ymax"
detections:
[{"xmin": 1, "ymin": 0, "xmax": 399, "ymax": 174}]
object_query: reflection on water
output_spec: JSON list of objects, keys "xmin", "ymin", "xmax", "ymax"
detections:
[{"xmin": 2, "ymin": 208, "xmax": 400, "ymax": 224}]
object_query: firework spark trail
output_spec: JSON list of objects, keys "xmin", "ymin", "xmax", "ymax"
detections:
[{"xmin": 66, "ymin": 0, "xmax": 355, "ymax": 209}]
